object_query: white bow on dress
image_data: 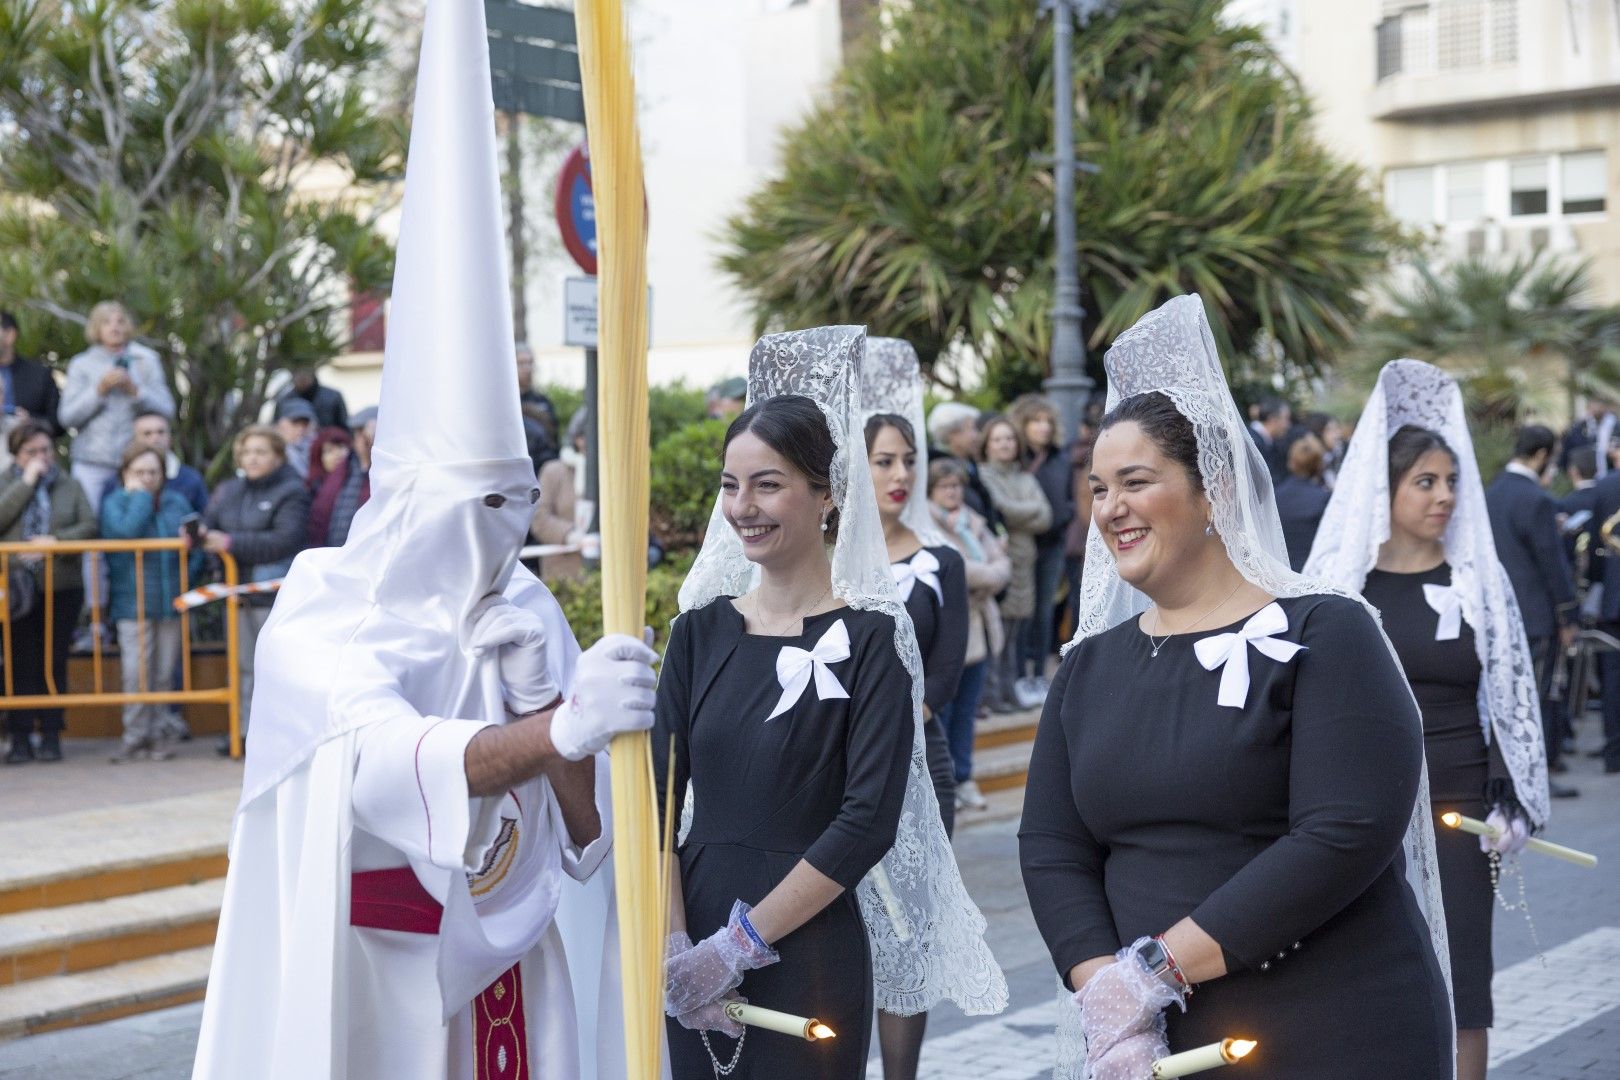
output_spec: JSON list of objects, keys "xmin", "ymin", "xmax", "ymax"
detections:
[
  {"xmin": 1193, "ymin": 602, "xmax": 1307, "ymax": 708},
  {"xmin": 892, "ymin": 549, "xmax": 943, "ymax": 605},
  {"xmin": 1422, "ymin": 583, "xmax": 1463, "ymax": 641},
  {"xmin": 766, "ymin": 618, "xmax": 852, "ymax": 720}
]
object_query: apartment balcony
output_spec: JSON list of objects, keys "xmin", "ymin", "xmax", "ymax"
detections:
[{"xmin": 1372, "ymin": 0, "xmax": 1620, "ymax": 120}]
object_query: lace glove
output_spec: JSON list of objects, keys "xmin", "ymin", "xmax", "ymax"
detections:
[
  {"xmin": 1075, "ymin": 938, "xmax": 1186, "ymax": 1068},
  {"xmin": 675, "ymin": 994, "xmax": 747, "ymax": 1038},
  {"xmin": 1089, "ymin": 1030, "xmax": 1170, "ymax": 1080},
  {"xmin": 665, "ymin": 900, "xmax": 780, "ymax": 1016},
  {"xmin": 468, "ymin": 596, "xmax": 558, "ymax": 715},
  {"xmin": 1480, "ymin": 805, "xmax": 1532, "ymax": 858},
  {"xmin": 550, "ymin": 631, "xmax": 658, "ymax": 761}
]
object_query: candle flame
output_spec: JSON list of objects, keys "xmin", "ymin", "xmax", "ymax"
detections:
[
  {"xmin": 1440, "ymin": 812, "xmax": 1462, "ymax": 829},
  {"xmin": 809, "ymin": 1023, "xmax": 837, "ymax": 1041},
  {"xmin": 1227, "ymin": 1039, "xmax": 1258, "ymax": 1061}
]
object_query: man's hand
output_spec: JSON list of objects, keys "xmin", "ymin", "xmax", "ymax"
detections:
[
  {"xmin": 468, "ymin": 595, "xmax": 559, "ymax": 715},
  {"xmin": 1560, "ymin": 623, "xmax": 1579, "ymax": 650},
  {"xmin": 549, "ymin": 631, "xmax": 657, "ymax": 761}
]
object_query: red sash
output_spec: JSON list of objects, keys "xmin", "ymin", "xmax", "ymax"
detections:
[{"xmin": 351, "ymin": 868, "xmax": 530, "ymax": 1080}]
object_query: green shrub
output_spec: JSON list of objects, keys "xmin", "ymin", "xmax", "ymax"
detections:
[
  {"xmin": 539, "ymin": 380, "xmax": 711, "ymax": 448},
  {"xmin": 650, "ymin": 418, "xmax": 727, "ymax": 549},
  {"xmin": 547, "ymin": 551, "xmax": 694, "ymax": 653}
]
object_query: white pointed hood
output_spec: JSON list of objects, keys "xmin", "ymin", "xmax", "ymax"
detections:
[{"xmin": 238, "ymin": 0, "xmax": 542, "ymax": 809}]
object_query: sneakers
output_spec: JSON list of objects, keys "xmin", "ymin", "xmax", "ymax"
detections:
[
  {"xmin": 957, "ymin": 778, "xmax": 989, "ymax": 811},
  {"xmin": 36, "ymin": 733, "xmax": 62, "ymax": 762},
  {"xmin": 1013, "ymin": 676, "xmax": 1049, "ymax": 710},
  {"xmin": 5, "ymin": 736, "xmax": 33, "ymax": 765},
  {"xmin": 110, "ymin": 740, "xmax": 175, "ymax": 764}
]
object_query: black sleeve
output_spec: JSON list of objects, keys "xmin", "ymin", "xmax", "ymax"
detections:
[
  {"xmin": 1189, "ymin": 598, "xmax": 1423, "ymax": 970},
  {"xmin": 652, "ymin": 612, "xmax": 692, "ymax": 839},
  {"xmin": 1018, "ymin": 648, "xmax": 1120, "ymax": 988},
  {"xmin": 922, "ymin": 549, "xmax": 969, "ymax": 713},
  {"xmin": 1524, "ymin": 496, "xmax": 1576, "ymax": 618},
  {"xmin": 802, "ymin": 617, "xmax": 913, "ymax": 890},
  {"xmin": 226, "ymin": 484, "xmax": 311, "ymax": 566}
]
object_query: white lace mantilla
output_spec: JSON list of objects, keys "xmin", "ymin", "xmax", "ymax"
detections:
[
  {"xmin": 678, "ymin": 325, "xmax": 1007, "ymax": 1017},
  {"xmin": 1302, "ymin": 359, "xmax": 1550, "ymax": 828},
  {"xmin": 863, "ymin": 337, "xmax": 950, "ymax": 548},
  {"xmin": 1055, "ymin": 297, "xmax": 1455, "ymax": 1079}
]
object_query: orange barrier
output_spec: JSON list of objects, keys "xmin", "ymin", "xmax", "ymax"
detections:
[{"xmin": 0, "ymin": 539, "xmax": 244, "ymax": 757}]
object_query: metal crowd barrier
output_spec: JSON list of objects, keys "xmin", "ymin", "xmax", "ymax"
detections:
[{"xmin": 0, "ymin": 538, "xmax": 244, "ymax": 757}]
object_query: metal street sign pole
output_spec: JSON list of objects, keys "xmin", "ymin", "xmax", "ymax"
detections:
[{"xmin": 1043, "ymin": 0, "xmax": 1096, "ymax": 445}]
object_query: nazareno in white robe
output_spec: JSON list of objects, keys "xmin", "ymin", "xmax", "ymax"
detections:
[{"xmin": 191, "ymin": 563, "xmax": 625, "ymax": 1080}]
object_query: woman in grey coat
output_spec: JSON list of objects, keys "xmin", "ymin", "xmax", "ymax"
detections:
[
  {"xmin": 979, "ymin": 414, "xmax": 1052, "ymax": 711},
  {"xmin": 200, "ymin": 425, "xmax": 310, "ymax": 750}
]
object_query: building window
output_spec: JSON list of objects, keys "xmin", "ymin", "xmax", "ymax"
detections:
[
  {"xmin": 1446, "ymin": 163, "xmax": 1485, "ymax": 223},
  {"xmin": 1562, "ymin": 151, "xmax": 1607, "ymax": 215},
  {"xmin": 1510, "ymin": 157, "xmax": 1549, "ymax": 216},
  {"xmin": 1389, "ymin": 166, "xmax": 1437, "ymax": 224}
]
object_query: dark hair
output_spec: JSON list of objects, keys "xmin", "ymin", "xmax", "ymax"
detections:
[
  {"xmin": 1512, "ymin": 424, "xmax": 1557, "ymax": 462},
  {"xmin": 0, "ymin": 310, "xmax": 16, "ymax": 333},
  {"xmin": 927, "ymin": 457, "xmax": 969, "ymax": 494},
  {"xmin": 1097, "ymin": 391, "xmax": 1203, "ymax": 492},
  {"xmin": 7, "ymin": 419, "xmax": 53, "ymax": 456},
  {"xmin": 1569, "ymin": 444, "xmax": 1599, "ymax": 481},
  {"xmin": 1256, "ymin": 398, "xmax": 1290, "ymax": 423},
  {"xmin": 118, "ymin": 440, "xmax": 164, "ymax": 479},
  {"xmin": 1303, "ymin": 411, "xmax": 1336, "ymax": 440},
  {"xmin": 724, "ymin": 395, "xmax": 840, "ymax": 538},
  {"xmin": 134, "ymin": 410, "xmax": 171, "ymax": 429},
  {"xmin": 863, "ymin": 412, "xmax": 915, "ymax": 453},
  {"xmin": 1387, "ymin": 424, "xmax": 1456, "ymax": 492}
]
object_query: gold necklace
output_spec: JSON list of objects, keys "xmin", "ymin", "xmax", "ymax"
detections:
[
  {"xmin": 1147, "ymin": 579, "xmax": 1244, "ymax": 658},
  {"xmin": 750, "ymin": 582, "xmax": 833, "ymax": 637}
]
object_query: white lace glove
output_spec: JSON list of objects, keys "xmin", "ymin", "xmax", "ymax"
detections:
[
  {"xmin": 1480, "ymin": 805, "xmax": 1531, "ymax": 858},
  {"xmin": 1089, "ymin": 1030, "xmax": 1169, "ymax": 1080},
  {"xmin": 468, "ymin": 596, "xmax": 558, "ymax": 715},
  {"xmin": 665, "ymin": 900, "xmax": 780, "ymax": 1016},
  {"xmin": 1075, "ymin": 938, "xmax": 1186, "ymax": 1069},
  {"xmin": 675, "ymin": 993, "xmax": 747, "ymax": 1038},
  {"xmin": 549, "ymin": 631, "xmax": 658, "ymax": 761}
]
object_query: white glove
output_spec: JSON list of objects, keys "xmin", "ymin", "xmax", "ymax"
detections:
[
  {"xmin": 1481, "ymin": 805, "xmax": 1531, "ymax": 858},
  {"xmin": 549, "ymin": 631, "xmax": 658, "ymax": 761},
  {"xmin": 468, "ymin": 596, "xmax": 559, "ymax": 715}
]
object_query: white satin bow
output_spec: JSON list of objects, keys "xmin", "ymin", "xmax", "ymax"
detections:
[
  {"xmin": 892, "ymin": 549, "xmax": 943, "ymax": 605},
  {"xmin": 1422, "ymin": 583, "xmax": 1463, "ymax": 641},
  {"xmin": 1193, "ymin": 602, "xmax": 1307, "ymax": 709},
  {"xmin": 766, "ymin": 618, "xmax": 852, "ymax": 721}
]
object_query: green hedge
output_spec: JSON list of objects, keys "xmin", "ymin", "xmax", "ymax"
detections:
[
  {"xmin": 541, "ymin": 380, "xmax": 711, "ymax": 448},
  {"xmin": 649, "ymin": 418, "xmax": 728, "ymax": 549},
  {"xmin": 548, "ymin": 551, "xmax": 694, "ymax": 653}
]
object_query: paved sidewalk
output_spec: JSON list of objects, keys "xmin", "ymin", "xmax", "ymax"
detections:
[{"xmin": 0, "ymin": 737, "xmax": 241, "ymax": 823}]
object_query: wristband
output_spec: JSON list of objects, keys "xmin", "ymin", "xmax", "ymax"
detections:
[{"xmin": 737, "ymin": 909, "xmax": 769, "ymax": 953}]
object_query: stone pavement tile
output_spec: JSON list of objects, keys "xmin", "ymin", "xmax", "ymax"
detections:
[
  {"xmin": 0, "ymin": 738, "xmax": 241, "ymax": 823},
  {"xmin": 0, "ymin": 791, "xmax": 235, "ymax": 892}
]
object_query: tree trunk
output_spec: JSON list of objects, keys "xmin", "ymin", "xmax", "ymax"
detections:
[{"xmin": 504, "ymin": 111, "xmax": 530, "ymax": 343}]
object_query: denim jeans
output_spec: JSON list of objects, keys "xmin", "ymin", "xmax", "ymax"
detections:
[
  {"xmin": 1020, "ymin": 541, "xmax": 1067, "ymax": 679},
  {"xmin": 938, "ymin": 660, "xmax": 989, "ymax": 784}
]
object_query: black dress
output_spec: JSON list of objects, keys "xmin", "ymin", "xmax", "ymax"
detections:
[
  {"xmin": 654, "ymin": 601, "xmax": 913, "ymax": 1079},
  {"xmin": 1020, "ymin": 594, "xmax": 1451, "ymax": 1079},
  {"xmin": 895, "ymin": 544, "xmax": 969, "ymax": 836},
  {"xmin": 1362, "ymin": 563, "xmax": 1506, "ymax": 1029}
]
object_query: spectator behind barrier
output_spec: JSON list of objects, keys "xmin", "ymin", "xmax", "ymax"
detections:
[
  {"xmin": 306, "ymin": 425, "xmax": 370, "ymax": 548},
  {"xmin": 102, "ymin": 441, "xmax": 196, "ymax": 763},
  {"xmin": 276, "ymin": 366, "xmax": 349, "ymax": 431},
  {"xmin": 273, "ymin": 397, "xmax": 317, "ymax": 479},
  {"xmin": 977, "ymin": 414, "xmax": 1052, "ymax": 714},
  {"xmin": 200, "ymin": 424, "xmax": 310, "ymax": 753},
  {"xmin": 132, "ymin": 410, "xmax": 208, "ymax": 514},
  {"xmin": 0, "ymin": 420, "xmax": 96, "ymax": 764},
  {"xmin": 0, "ymin": 309, "xmax": 63, "ymax": 447}
]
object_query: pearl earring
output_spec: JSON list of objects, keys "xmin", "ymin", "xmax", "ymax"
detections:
[{"xmin": 821, "ymin": 516, "xmax": 830, "ymax": 533}]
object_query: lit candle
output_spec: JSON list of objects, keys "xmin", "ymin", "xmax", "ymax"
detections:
[
  {"xmin": 1440, "ymin": 812, "xmax": 1598, "ymax": 868},
  {"xmin": 1152, "ymin": 1038, "xmax": 1257, "ymax": 1078},
  {"xmin": 723, "ymin": 1002, "xmax": 837, "ymax": 1041}
]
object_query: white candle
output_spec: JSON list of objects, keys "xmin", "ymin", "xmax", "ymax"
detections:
[
  {"xmin": 1440, "ymin": 812, "xmax": 1598, "ymax": 868},
  {"xmin": 723, "ymin": 1002, "xmax": 836, "ymax": 1041},
  {"xmin": 1152, "ymin": 1038, "xmax": 1257, "ymax": 1078}
]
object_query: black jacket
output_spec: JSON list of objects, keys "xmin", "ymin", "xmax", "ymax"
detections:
[
  {"xmin": 1274, "ymin": 475, "xmax": 1331, "ymax": 572},
  {"xmin": 1, "ymin": 356, "xmax": 61, "ymax": 434},
  {"xmin": 1027, "ymin": 448, "xmax": 1075, "ymax": 548},
  {"xmin": 1486, "ymin": 470, "xmax": 1577, "ymax": 637},
  {"xmin": 1559, "ymin": 470, "xmax": 1620, "ymax": 623},
  {"xmin": 205, "ymin": 463, "xmax": 311, "ymax": 605},
  {"xmin": 279, "ymin": 379, "xmax": 349, "ymax": 431}
]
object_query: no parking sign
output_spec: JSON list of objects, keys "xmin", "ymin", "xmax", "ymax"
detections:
[{"xmin": 554, "ymin": 142, "xmax": 596, "ymax": 275}]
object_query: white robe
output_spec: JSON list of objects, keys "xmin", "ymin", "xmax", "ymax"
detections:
[{"xmin": 192, "ymin": 569, "xmax": 623, "ymax": 1080}]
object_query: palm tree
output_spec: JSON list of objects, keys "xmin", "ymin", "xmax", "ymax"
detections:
[
  {"xmin": 719, "ymin": 0, "xmax": 1401, "ymax": 400},
  {"xmin": 1356, "ymin": 254, "xmax": 1620, "ymax": 427}
]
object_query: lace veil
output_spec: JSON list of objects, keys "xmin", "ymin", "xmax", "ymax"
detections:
[
  {"xmin": 862, "ymin": 337, "xmax": 949, "ymax": 548},
  {"xmin": 677, "ymin": 326, "xmax": 1008, "ymax": 1017},
  {"xmin": 1055, "ymin": 297, "xmax": 1454, "ymax": 1078},
  {"xmin": 1302, "ymin": 359, "xmax": 1551, "ymax": 827}
]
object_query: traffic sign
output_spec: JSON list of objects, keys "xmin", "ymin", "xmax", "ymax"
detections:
[
  {"xmin": 486, "ymin": 0, "xmax": 584, "ymax": 123},
  {"xmin": 555, "ymin": 144, "xmax": 596, "ymax": 275}
]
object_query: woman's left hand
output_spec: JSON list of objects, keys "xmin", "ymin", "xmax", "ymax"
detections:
[
  {"xmin": 1089, "ymin": 1030, "xmax": 1169, "ymax": 1080},
  {"xmin": 203, "ymin": 531, "xmax": 231, "ymax": 555},
  {"xmin": 1481, "ymin": 805, "xmax": 1531, "ymax": 858}
]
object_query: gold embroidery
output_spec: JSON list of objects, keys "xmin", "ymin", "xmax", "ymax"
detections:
[{"xmin": 468, "ymin": 816, "xmax": 520, "ymax": 898}]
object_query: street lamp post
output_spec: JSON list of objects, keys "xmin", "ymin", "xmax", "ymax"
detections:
[{"xmin": 1043, "ymin": 0, "xmax": 1096, "ymax": 444}]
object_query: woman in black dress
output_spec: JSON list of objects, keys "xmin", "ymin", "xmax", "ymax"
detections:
[
  {"xmin": 1019, "ymin": 296, "xmax": 1452, "ymax": 1080},
  {"xmin": 658, "ymin": 327, "xmax": 1005, "ymax": 1079},
  {"xmin": 867, "ymin": 411, "xmax": 969, "ymax": 1078},
  {"xmin": 1305, "ymin": 361, "xmax": 1550, "ymax": 1080}
]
